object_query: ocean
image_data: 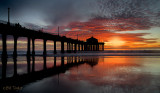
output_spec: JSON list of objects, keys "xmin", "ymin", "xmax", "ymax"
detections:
[{"xmin": 0, "ymin": 51, "xmax": 160, "ymax": 93}]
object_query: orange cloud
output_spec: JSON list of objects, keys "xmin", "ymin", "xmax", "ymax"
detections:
[{"xmin": 46, "ymin": 17, "xmax": 159, "ymax": 49}]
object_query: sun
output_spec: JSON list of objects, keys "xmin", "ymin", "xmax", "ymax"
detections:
[{"xmin": 105, "ymin": 37, "xmax": 125, "ymax": 47}]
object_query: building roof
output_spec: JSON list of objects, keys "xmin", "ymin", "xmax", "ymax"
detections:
[{"xmin": 86, "ymin": 36, "xmax": 98, "ymax": 44}]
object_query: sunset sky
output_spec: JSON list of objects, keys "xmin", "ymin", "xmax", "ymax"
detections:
[{"xmin": 0, "ymin": 0, "xmax": 160, "ymax": 50}]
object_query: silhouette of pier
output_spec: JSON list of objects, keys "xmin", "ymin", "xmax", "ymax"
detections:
[
  {"xmin": 0, "ymin": 9, "xmax": 104, "ymax": 92},
  {"xmin": 0, "ymin": 23, "xmax": 104, "ymax": 57}
]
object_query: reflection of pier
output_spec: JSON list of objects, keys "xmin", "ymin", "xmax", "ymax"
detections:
[
  {"xmin": 0, "ymin": 56, "xmax": 86, "ymax": 91},
  {"xmin": 0, "ymin": 51, "xmax": 101, "ymax": 92},
  {"xmin": 0, "ymin": 23, "xmax": 104, "ymax": 56}
]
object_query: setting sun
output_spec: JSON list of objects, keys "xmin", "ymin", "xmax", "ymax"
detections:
[{"xmin": 105, "ymin": 37, "xmax": 125, "ymax": 47}]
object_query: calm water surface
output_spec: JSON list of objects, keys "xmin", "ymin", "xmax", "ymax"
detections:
[{"xmin": 1, "ymin": 55, "xmax": 160, "ymax": 93}]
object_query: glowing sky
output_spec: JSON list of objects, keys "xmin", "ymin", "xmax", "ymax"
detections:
[{"xmin": 0, "ymin": 0, "xmax": 160, "ymax": 50}]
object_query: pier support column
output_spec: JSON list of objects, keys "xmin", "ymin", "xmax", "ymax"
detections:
[
  {"xmin": 69, "ymin": 43, "xmax": 71, "ymax": 52},
  {"xmin": 98, "ymin": 44, "xmax": 99, "ymax": 51},
  {"xmin": 54, "ymin": 41, "xmax": 57, "ymax": 54},
  {"xmin": 43, "ymin": 39, "xmax": 47, "ymax": 55},
  {"xmin": 101, "ymin": 44, "xmax": 102, "ymax": 51},
  {"xmin": 91, "ymin": 44, "xmax": 93, "ymax": 51},
  {"xmin": 61, "ymin": 41, "xmax": 64, "ymax": 53},
  {"xmin": 13, "ymin": 36, "xmax": 18, "ymax": 57},
  {"xmin": 84, "ymin": 44, "xmax": 87, "ymax": 51},
  {"xmin": 68, "ymin": 42, "xmax": 71, "ymax": 53},
  {"xmin": 86, "ymin": 44, "xmax": 88, "ymax": 51},
  {"xmin": 96, "ymin": 44, "xmax": 99, "ymax": 51},
  {"xmin": 102, "ymin": 44, "xmax": 104, "ymax": 51},
  {"xmin": 89, "ymin": 44, "xmax": 91, "ymax": 51},
  {"xmin": 91, "ymin": 45, "xmax": 92, "ymax": 51},
  {"xmin": 67, "ymin": 42, "xmax": 69, "ymax": 52},
  {"xmin": 74, "ymin": 43, "xmax": 77, "ymax": 53},
  {"xmin": 78, "ymin": 44, "xmax": 80, "ymax": 51},
  {"xmin": 71, "ymin": 43, "xmax": 73, "ymax": 52},
  {"xmin": 70, "ymin": 43, "xmax": 71, "ymax": 52},
  {"xmin": 32, "ymin": 38, "xmax": 35, "ymax": 55},
  {"xmin": 100, "ymin": 44, "xmax": 102, "ymax": 51},
  {"xmin": 2, "ymin": 34, "xmax": 7, "ymax": 57},
  {"xmin": 27, "ymin": 37, "xmax": 31, "ymax": 56},
  {"xmin": 1, "ymin": 35, "xmax": 7, "ymax": 79},
  {"xmin": 93, "ymin": 45, "xmax": 95, "ymax": 51},
  {"xmin": 88, "ymin": 45, "xmax": 90, "ymax": 51},
  {"xmin": 81, "ymin": 44, "xmax": 84, "ymax": 51}
]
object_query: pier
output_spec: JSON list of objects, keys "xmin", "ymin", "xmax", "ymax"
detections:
[
  {"xmin": 0, "ymin": 20, "xmax": 104, "ymax": 92},
  {"xmin": 0, "ymin": 23, "xmax": 104, "ymax": 56},
  {"xmin": 0, "ymin": 22, "xmax": 104, "ymax": 87}
]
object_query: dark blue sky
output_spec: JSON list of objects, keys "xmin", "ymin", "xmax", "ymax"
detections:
[{"xmin": 0, "ymin": 0, "xmax": 160, "ymax": 29}]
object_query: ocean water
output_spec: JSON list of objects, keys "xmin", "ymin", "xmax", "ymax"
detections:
[
  {"xmin": 0, "ymin": 53, "xmax": 160, "ymax": 93},
  {"xmin": 0, "ymin": 50, "xmax": 160, "ymax": 56}
]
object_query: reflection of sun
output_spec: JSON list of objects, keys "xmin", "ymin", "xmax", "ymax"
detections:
[{"xmin": 105, "ymin": 37, "xmax": 125, "ymax": 47}]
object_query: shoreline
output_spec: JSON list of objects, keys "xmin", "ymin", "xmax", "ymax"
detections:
[{"xmin": 0, "ymin": 52, "xmax": 160, "ymax": 58}]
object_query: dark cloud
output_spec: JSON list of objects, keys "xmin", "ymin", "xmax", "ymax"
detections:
[
  {"xmin": 43, "ymin": 0, "xmax": 95, "ymax": 26},
  {"xmin": 0, "ymin": 0, "xmax": 160, "ymax": 30}
]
